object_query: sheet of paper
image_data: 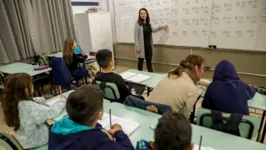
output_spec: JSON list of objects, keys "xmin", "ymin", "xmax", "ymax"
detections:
[
  {"xmin": 194, "ymin": 145, "xmax": 217, "ymax": 150},
  {"xmin": 120, "ymin": 72, "xmax": 137, "ymax": 79},
  {"xmin": 126, "ymin": 74, "xmax": 151, "ymax": 83},
  {"xmin": 46, "ymin": 98, "xmax": 61, "ymax": 106},
  {"xmin": 98, "ymin": 113, "xmax": 140, "ymax": 136}
]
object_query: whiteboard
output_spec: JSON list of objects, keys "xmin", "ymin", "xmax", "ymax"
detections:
[
  {"xmin": 114, "ymin": 0, "xmax": 266, "ymax": 51},
  {"xmin": 255, "ymin": 1, "xmax": 266, "ymax": 51},
  {"xmin": 209, "ymin": 0, "xmax": 263, "ymax": 50}
]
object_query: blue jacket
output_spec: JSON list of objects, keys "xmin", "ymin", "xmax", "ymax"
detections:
[
  {"xmin": 124, "ymin": 96, "xmax": 172, "ymax": 115},
  {"xmin": 49, "ymin": 116, "xmax": 134, "ymax": 150},
  {"xmin": 202, "ymin": 60, "xmax": 256, "ymax": 115},
  {"xmin": 50, "ymin": 57, "xmax": 71, "ymax": 89}
]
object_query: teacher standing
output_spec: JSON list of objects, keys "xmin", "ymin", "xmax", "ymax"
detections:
[{"xmin": 134, "ymin": 8, "xmax": 168, "ymax": 72}]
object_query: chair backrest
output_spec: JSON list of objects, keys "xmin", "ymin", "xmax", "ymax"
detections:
[
  {"xmin": 124, "ymin": 95, "xmax": 172, "ymax": 114},
  {"xmin": 95, "ymin": 81, "xmax": 120, "ymax": 102},
  {"xmin": 0, "ymin": 132, "xmax": 23, "ymax": 150},
  {"xmin": 37, "ymin": 55, "xmax": 48, "ymax": 65},
  {"xmin": 50, "ymin": 57, "xmax": 72, "ymax": 89},
  {"xmin": 196, "ymin": 108, "xmax": 260, "ymax": 139}
]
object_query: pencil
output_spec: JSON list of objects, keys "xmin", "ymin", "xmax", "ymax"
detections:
[
  {"xmin": 109, "ymin": 109, "xmax": 112, "ymax": 129},
  {"xmin": 199, "ymin": 135, "xmax": 203, "ymax": 150}
]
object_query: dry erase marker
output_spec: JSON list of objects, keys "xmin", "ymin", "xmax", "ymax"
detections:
[
  {"xmin": 199, "ymin": 135, "xmax": 203, "ymax": 150},
  {"xmin": 109, "ymin": 109, "xmax": 112, "ymax": 129}
]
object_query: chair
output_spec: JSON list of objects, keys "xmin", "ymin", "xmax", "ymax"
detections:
[
  {"xmin": 0, "ymin": 132, "xmax": 23, "ymax": 150},
  {"xmin": 196, "ymin": 108, "xmax": 260, "ymax": 139},
  {"xmin": 95, "ymin": 81, "xmax": 120, "ymax": 102},
  {"xmin": 124, "ymin": 95, "xmax": 172, "ymax": 115}
]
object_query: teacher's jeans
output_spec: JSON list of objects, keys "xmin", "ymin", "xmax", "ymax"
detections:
[{"xmin": 138, "ymin": 44, "xmax": 153, "ymax": 72}]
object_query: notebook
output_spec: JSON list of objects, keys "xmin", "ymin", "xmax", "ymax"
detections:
[
  {"xmin": 98, "ymin": 113, "xmax": 140, "ymax": 136},
  {"xmin": 194, "ymin": 145, "xmax": 217, "ymax": 150},
  {"xmin": 126, "ymin": 74, "xmax": 151, "ymax": 83},
  {"xmin": 120, "ymin": 72, "xmax": 137, "ymax": 79}
]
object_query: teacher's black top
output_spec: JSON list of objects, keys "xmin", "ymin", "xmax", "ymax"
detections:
[{"xmin": 143, "ymin": 23, "xmax": 152, "ymax": 46}]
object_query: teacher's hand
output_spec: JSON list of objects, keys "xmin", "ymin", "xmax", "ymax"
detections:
[
  {"xmin": 163, "ymin": 25, "xmax": 168, "ymax": 31},
  {"xmin": 135, "ymin": 48, "xmax": 141, "ymax": 53}
]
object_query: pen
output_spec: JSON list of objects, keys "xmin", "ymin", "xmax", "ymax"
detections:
[
  {"xmin": 199, "ymin": 135, "xmax": 203, "ymax": 150},
  {"xmin": 109, "ymin": 109, "xmax": 112, "ymax": 129}
]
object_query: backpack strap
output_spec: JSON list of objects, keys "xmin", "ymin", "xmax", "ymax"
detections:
[
  {"xmin": 225, "ymin": 114, "xmax": 242, "ymax": 136},
  {"xmin": 211, "ymin": 110, "xmax": 224, "ymax": 125},
  {"xmin": 99, "ymin": 82, "xmax": 106, "ymax": 91}
]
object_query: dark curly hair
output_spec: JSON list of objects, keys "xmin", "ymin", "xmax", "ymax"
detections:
[{"xmin": 155, "ymin": 112, "xmax": 192, "ymax": 150}]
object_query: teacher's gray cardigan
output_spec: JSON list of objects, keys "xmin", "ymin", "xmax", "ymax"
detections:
[{"xmin": 134, "ymin": 22, "xmax": 163, "ymax": 58}]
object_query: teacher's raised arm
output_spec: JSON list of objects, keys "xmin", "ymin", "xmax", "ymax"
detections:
[{"xmin": 134, "ymin": 8, "xmax": 168, "ymax": 72}]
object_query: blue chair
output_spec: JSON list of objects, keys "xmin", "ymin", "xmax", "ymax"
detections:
[{"xmin": 124, "ymin": 95, "xmax": 172, "ymax": 115}]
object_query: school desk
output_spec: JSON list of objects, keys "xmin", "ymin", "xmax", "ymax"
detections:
[
  {"xmin": 46, "ymin": 52, "xmax": 96, "ymax": 63},
  {"xmin": 107, "ymin": 102, "xmax": 266, "ymax": 150},
  {"xmin": 119, "ymin": 70, "xmax": 165, "ymax": 96},
  {"xmin": 47, "ymin": 90, "xmax": 111, "ymax": 121},
  {"xmin": 0, "ymin": 62, "xmax": 52, "ymax": 76}
]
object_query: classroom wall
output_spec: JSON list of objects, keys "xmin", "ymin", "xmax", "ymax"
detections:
[
  {"xmin": 74, "ymin": 1, "xmax": 266, "ymax": 85},
  {"xmin": 114, "ymin": 44, "xmax": 266, "ymax": 85},
  {"xmin": 71, "ymin": 0, "xmax": 100, "ymax": 14}
]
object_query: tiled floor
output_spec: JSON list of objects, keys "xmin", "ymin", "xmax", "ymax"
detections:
[{"xmin": 0, "ymin": 66, "xmax": 265, "ymax": 145}]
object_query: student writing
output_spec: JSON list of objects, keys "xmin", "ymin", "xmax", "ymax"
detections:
[
  {"xmin": 1, "ymin": 73, "xmax": 65, "ymax": 149},
  {"xmin": 49, "ymin": 85, "xmax": 134, "ymax": 150},
  {"xmin": 136, "ymin": 112, "xmax": 194, "ymax": 150}
]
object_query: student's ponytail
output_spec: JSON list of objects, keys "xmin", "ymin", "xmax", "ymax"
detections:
[
  {"xmin": 168, "ymin": 60, "xmax": 194, "ymax": 77},
  {"xmin": 168, "ymin": 55, "xmax": 204, "ymax": 82}
]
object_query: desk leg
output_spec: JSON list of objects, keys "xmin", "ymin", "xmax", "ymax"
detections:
[
  {"xmin": 260, "ymin": 111, "xmax": 266, "ymax": 143},
  {"xmin": 147, "ymin": 87, "xmax": 151, "ymax": 96}
]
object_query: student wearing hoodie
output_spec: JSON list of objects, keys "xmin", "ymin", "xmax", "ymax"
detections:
[
  {"xmin": 49, "ymin": 85, "xmax": 134, "ymax": 150},
  {"xmin": 202, "ymin": 60, "xmax": 256, "ymax": 115}
]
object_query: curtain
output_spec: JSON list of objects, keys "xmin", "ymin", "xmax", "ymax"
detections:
[
  {"xmin": 0, "ymin": 0, "xmax": 35, "ymax": 63},
  {"xmin": 30, "ymin": 0, "xmax": 76, "ymax": 54},
  {"xmin": 0, "ymin": 0, "xmax": 76, "ymax": 63}
]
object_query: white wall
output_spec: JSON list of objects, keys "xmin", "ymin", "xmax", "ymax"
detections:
[{"xmin": 71, "ymin": 0, "xmax": 116, "ymax": 43}]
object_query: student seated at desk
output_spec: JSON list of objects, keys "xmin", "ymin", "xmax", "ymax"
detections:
[
  {"xmin": 49, "ymin": 85, "xmax": 134, "ymax": 150},
  {"xmin": 148, "ymin": 55, "xmax": 205, "ymax": 119},
  {"xmin": 136, "ymin": 112, "xmax": 194, "ymax": 150},
  {"xmin": 1, "ymin": 73, "xmax": 65, "ymax": 149},
  {"xmin": 63, "ymin": 37, "xmax": 89, "ymax": 81},
  {"xmin": 202, "ymin": 60, "xmax": 256, "ymax": 115},
  {"xmin": 92, "ymin": 49, "xmax": 131, "ymax": 103}
]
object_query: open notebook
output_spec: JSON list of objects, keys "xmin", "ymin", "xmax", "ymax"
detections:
[
  {"xmin": 126, "ymin": 74, "xmax": 151, "ymax": 83},
  {"xmin": 98, "ymin": 113, "xmax": 140, "ymax": 136},
  {"xmin": 194, "ymin": 145, "xmax": 217, "ymax": 150}
]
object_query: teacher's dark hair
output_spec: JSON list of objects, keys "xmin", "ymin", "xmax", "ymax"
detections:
[
  {"xmin": 138, "ymin": 8, "xmax": 150, "ymax": 26},
  {"xmin": 168, "ymin": 55, "xmax": 204, "ymax": 79}
]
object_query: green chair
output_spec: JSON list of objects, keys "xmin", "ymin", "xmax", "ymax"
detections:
[
  {"xmin": 196, "ymin": 108, "xmax": 260, "ymax": 139},
  {"xmin": 0, "ymin": 132, "xmax": 23, "ymax": 150},
  {"xmin": 96, "ymin": 81, "xmax": 120, "ymax": 102}
]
